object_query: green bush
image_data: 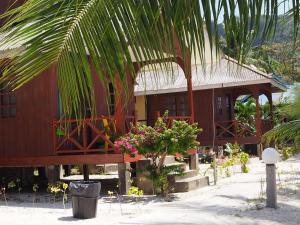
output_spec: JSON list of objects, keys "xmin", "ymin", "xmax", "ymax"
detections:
[
  {"xmin": 239, "ymin": 152, "xmax": 250, "ymax": 173},
  {"xmin": 128, "ymin": 186, "xmax": 143, "ymax": 196},
  {"xmin": 281, "ymin": 147, "xmax": 292, "ymax": 160}
]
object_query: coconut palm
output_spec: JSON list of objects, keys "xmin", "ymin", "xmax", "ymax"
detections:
[
  {"xmin": 263, "ymin": 86, "xmax": 300, "ymax": 145},
  {"xmin": 235, "ymin": 97, "xmax": 256, "ymax": 126},
  {"xmin": 0, "ymin": 0, "xmax": 299, "ymax": 118}
]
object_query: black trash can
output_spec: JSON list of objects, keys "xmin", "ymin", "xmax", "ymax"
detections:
[{"xmin": 69, "ymin": 181, "xmax": 101, "ymax": 219}]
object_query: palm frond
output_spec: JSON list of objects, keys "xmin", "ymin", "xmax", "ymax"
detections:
[
  {"xmin": 263, "ymin": 120, "xmax": 300, "ymax": 144},
  {"xmin": 0, "ymin": 0, "xmax": 298, "ymax": 119}
]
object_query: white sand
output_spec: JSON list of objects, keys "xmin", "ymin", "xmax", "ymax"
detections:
[{"xmin": 1, "ymin": 155, "xmax": 300, "ymax": 225}]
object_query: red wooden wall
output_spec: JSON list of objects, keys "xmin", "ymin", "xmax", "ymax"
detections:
[
  {"xmin": 0, "ymin": 66, "xmax": 59, "ymax": 158},
  {"xmin": 146, "ymin": 83, "xmax": 275, "ymax": 146},
  {"xmin": 146, "ymin": 89, "xmax": 216, "ymax": 146}
]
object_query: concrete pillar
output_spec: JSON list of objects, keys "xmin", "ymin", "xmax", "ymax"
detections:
[
  {"xmin": 266, "ymin": 164, "xmax": 277, "ymax": 208},
  {"xmin": 189, "ymin": 154, "xmax": 199, "ymax": 171},
  {"xmin": 118, "ymin": 163, "xmax": 131, "ymax": 195},
  {"xmin": 136, "ymin": 159, "xmax": 154, "ymax": 195}
]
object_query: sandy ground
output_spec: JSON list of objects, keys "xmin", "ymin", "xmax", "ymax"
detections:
[{"xmin": 1, "ymin": 155, "xmax": 300, "ymax": 225}]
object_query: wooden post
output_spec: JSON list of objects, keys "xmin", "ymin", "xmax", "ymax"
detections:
[
  {"xmin": 115, "ymin": 77, "xmax": 124, "ymax": 134},
  {"xmin": 187, "ymin": 76, "xmax": 195, "ymax": 123},
  {"xmin": 254, "ymin": 91, "xmax": 262, "ymax": 159},
  {"xmin": 118, "ymin": 163, "xmax": 131, "ymax": 195},
  {"xmin": 266, "ymin": 91, "xmax": 274, "ymax": 123},
  {"xmin": 83, "ymin": 164, "xmax": 89, "ymax": 181}
]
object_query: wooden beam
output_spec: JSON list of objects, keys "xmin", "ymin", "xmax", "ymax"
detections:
[
  {"xmin": 0, "ymin": 154, "xmax": 125, "ymax": 167},
  {"xmin": 187, "ymin": 77, "xmax": 195, "ymax": 123}
]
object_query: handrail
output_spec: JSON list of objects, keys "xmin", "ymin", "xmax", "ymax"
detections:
[
  {"xmin": 215, "ymin": 119, "xmax": 256, "ymax": 140},
  {"xmin": 53, "ymin": 116, "xmax": 117, "ymax": 154}
]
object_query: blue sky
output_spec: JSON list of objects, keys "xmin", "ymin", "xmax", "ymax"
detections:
[{"xmin": 217, "ymin": 0, "xmax": 293, "ymax": 23}]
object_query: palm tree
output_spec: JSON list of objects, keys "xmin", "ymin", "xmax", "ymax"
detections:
[
  {"xmin": 263, "ymin": 86, "xmax": 300, "ymax": 145},
  {"xmin": 0, "ymin": 0, "xmax": 299, "ymax": 119},
  {"xmin": 235, "ymin": 97, "xmax": 256, "ymax": 126}
]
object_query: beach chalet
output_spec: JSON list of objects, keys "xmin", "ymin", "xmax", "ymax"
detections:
[
  {"xmin": 0, "ymin": 1, "xmax": 286, "ymax": 191},
  {"xmin": 134, "ymin": 56, "xmax": 287, "ymax": 155}
]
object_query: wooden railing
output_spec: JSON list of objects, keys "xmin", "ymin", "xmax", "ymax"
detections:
[
  {"xmin": 165, "ymin": 116, "xmax": 193, "ymax": 127},
  {"xmin": 215, "ymin": 120, "xmax": 256, "ymax": 140},
  {"xmin": 53, "ymin": 116, "xmax": 117, "ymax": 154}
]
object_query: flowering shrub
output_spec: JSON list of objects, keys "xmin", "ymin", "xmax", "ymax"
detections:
[
  {"xmin": 114, "ymin": 135, "xmax": 139, "ymax": 156},
  {"xmin": 114, "ymin": 112, "xmax": 202, "ymax": 196}
]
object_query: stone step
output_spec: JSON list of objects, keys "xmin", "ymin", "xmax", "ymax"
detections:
[{"xmin": 174, "ymin": 175, "xmax": 209, "ymax": 192}]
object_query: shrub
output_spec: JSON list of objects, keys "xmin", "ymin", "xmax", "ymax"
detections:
[
  {"xmin": 225, "ymin": 143, "xmax": 241, "ymax": 157},
  {"xmin": 114, "ymin": 112, "xmax": 201, "ymax": 196},
  {"xmin": 128, "ymin": 186, "xmax": 143, "ymax": 196},
  {"xmin": 281, "ymin": 147, "xmax": 292, "ymax": 160},
  {"xmin": 239, "ymin": 152, "xmax": 250, "ymax": 173}
]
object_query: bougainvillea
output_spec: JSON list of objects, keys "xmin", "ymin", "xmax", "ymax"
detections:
[{"xmin": 114, "ymin": 112, "xmax": 202, "ymax": 196}]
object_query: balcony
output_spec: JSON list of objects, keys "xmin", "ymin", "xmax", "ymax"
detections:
[{"xmin": 215, "ymin": 119, "xmax": 273, "ymax": 145}]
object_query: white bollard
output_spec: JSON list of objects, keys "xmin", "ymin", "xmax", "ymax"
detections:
[{"xmin": 262, "ymin": 148, "xmax": 280, "ymax": 208}]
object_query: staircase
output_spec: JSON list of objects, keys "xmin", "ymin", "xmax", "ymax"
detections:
[{"xmin": 166, "ymin": 156, "xmax": 209, "ymax": 193}]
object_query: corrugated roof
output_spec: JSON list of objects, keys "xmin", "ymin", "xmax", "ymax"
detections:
[{"xmin": 134, "ymin": 56, "xmax": 287, "ymax": 96}]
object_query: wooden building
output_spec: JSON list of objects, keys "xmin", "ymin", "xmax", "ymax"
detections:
[
  {"xmin": 0, "ymin": 1, "xmax": 286, "ymax": 178},
  {"xmin": 134, "ymin": 56, "xmax": 287, "ymax": 154}
]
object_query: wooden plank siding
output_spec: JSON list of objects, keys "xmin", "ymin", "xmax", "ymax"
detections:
[
  {"xmin": 0, "ymin": 66, "xmax": 59, "ymax": 158},
  {"xmin": 0, "ymin": 61, "xmax": 136, "ymax": 166}
]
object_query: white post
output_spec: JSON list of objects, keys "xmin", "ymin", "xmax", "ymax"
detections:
[
  {"xmin": 266, "ymin": 164, "xmax": 277, "ymax": 208},
  {"xmin": 262, "ymin": 148, "xmax": 279, "ymax": 209}
]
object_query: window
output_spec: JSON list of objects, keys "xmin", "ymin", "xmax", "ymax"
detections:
[
  {"xmin": 217, "ymin": 96, "xmax": 222, "ymax": 115},
  {"xmin": 177, "ymin": 95, "xmax": 188, "ymax": 116},
  {"xmin": 108, "ymin": 83, "xmax": 115, "ymax": 115},
  {"xmin": 0, "ymin": 85, "xmax": 16, "ymax": 118},
  {"xmin": 164, "ymin": 95, "xmax": 176, "ymax": 116}
]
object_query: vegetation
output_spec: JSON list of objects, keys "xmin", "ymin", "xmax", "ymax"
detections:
[
  {"xmin": 115, "ymin": 112, "xmax": 201, "ymax": 196},
  {"xmin": 239, "ymin": 152, "xmax": 250, "ymax": 173},
  {"xmin": 245, "ymin": 43, "xmax": 300, "ymax": 83},
  {"xmin": 264, "ymin": 86, "xmax": 300, "ymax": 144},
  {"xmin": 48, "ymin": 182, "xmax": 69, "ymax": 208},
  {"xmin": 0, "ymin": 1, "xmax": 298, "ymax": 119},
  {"xmin": 263, "ymin": 86, "xmax": 300, "ymax": 159},
  {"xmin": 128, "ymin": 186, "xmax": 144, "ymax": 196}
]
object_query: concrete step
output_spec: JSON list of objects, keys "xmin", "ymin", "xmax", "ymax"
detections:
[
  {"xmin": 174, "ymin": 175, "xmax": 209, "ymax": 192},
  {"xmin": 168, "ymin": 169, "xmax": 198, "ymax": 187},
  {"xmin": 163, "ymin": 156, "xmax": 176, "ymax": 165},
  {"xmin": 165, "ymin": 162, "xmax": 186, "ymax": 172},
  {"xmin": 175, "ymin": 170, "xmax": 199, "ymax": 181},
  {"xmin": 96, "ymin": 164, "xmax": 118, "ymax": 174}
]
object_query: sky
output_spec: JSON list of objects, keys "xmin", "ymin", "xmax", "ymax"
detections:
[{"xmin": 217, "ymin": 0, "xmax": 293, "ymax": 23}]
